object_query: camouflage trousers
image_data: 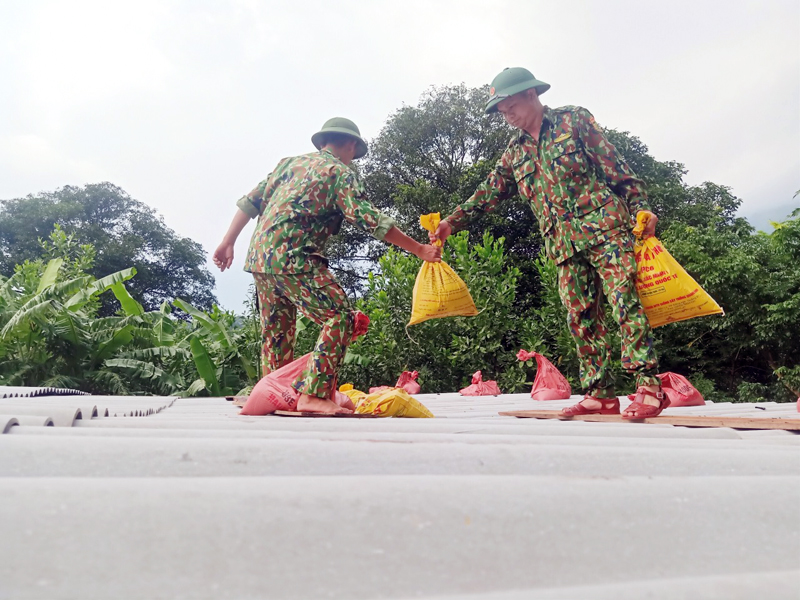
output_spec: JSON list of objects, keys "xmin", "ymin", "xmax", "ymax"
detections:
[
  {"xmin": 253, "ymin": 265, "xmax": 354, "ymax": 399},
  {"xmin": 556, "ymin": 233, "xmax": 659, "ymax": 399}
]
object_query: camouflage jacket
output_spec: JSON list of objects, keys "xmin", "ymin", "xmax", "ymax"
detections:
[
  {"xmin": 445, "ymin": 106, "xmax": 650, "ymax": 264},
  {"xmin": 236, "ymin": 149, "xmax": 396, "ymax": 274}
]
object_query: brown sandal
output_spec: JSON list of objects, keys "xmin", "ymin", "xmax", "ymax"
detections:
[
  {"xmin": 561, "ymin": 396, "xmax": 620, "ymax": 416},
  {"xmin": 623, "ymin": 387, "xmax": 670, "ymax": 419}
]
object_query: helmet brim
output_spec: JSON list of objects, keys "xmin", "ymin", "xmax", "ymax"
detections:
[
  {"xmin": 485, "ymin": 80, "xmax": 550, "ymax": 114},
  {"xmin": 311, "ymin": 127, "xmax": 369, "ymax": 159}
]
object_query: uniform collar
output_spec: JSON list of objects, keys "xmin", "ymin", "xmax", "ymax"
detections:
[{"xmin": 515, "ymin": 106, "xmax": 554, "ymax": 143}]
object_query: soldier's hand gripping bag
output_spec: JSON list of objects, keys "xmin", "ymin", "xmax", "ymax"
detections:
[
  {"xmin": 633, "ymin": 213, "xmax": 723, "ymax": 327},
  {"xmin": 517, "ymin": 349, "xmax": 572, "ymax": 400},
  {"xmin": 408, "ymin": 213, "xmax": 478, "ymax": 326}
]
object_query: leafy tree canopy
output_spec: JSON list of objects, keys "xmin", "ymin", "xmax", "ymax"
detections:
[{"xmin": 0, "ymin": 182, "xmax": 217, "ymax": 314}]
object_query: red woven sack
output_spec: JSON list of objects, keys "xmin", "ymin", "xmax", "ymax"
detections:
[
  {"xmin": 459, "ymin": 371, "xmax": 502, "ymax": 396},
  {"xmin": 240, "ymin": 311, "xmax": 369, "ymax": 415},
  {"xmin": 657, "ymin": 372, "xmax": 705, "ymax": 407},
  {"xmin": 517, "ymin": 350, "xmax": 572, "ymax": 401},
  {"xmin": 395, "ymin": 370, "xmax": 421, "ymax": 394}
]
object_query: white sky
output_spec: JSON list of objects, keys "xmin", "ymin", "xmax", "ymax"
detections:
[{"xmin": 2, "ymin": 0, "xmax": 798, "ymax": 311}]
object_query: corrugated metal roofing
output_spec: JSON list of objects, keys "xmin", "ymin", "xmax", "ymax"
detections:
[
  {"xmin": 0, "ymin": 385, "xmax": 89, "ymax": 398},
  {"xmin": 1, "ymin": 390, "xmax": 798, "ymax": 599}
]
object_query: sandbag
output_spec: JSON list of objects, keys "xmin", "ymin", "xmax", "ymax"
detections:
[
  {"xmin": 627, "ymin": 372, "xmax": 704, "ymax": 408},
  {"xmin": 627, "ymin": 373, "xmax": 705, "ymax": 408},
  {"xmin": 633, "ymin": 213, "xmax": 723, "ymax": 328},
  {"xmin": 338, "ymin": 383, "xmax": 368, "ymax": 405},
  {"xmin": 408, "ymin": 213, "xmax": 478, "ymax": 326},
  {"xmin": 459, "ymin": 371, "xmax": 502, "ymax": 396},
  {"xmin": 395, "ymin": 370, "xmax": 421, "ymax": 394},
  {"xmin": 240, "ymin": 311, "xmax": 370, "ymax": 416},
  {"xmin": 355, "ymin": 387, "xmax": 434, "ymax": 418},
  {"xmin": 517, "ymin": 349, "xmax": 572, "ymax": 400},
  {"xmin": 657, "ymin": 372, "xmax": 705, "ymax": 407}
]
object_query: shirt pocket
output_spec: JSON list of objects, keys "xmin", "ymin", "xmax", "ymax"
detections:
[
  {"xmin": 549, "ymin": 139, "xmax": 588, "ymax": 179},
  {"xmin": 512, "ymin": 154, "xmax": 536, "ymax": 183}
]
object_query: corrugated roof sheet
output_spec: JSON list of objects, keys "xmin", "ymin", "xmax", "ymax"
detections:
[{"xmin": 1, "ymin": 390, "xmax": 798, "ymax": 599}]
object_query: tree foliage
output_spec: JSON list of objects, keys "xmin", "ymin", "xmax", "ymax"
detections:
[
  {"xmin": 1, "ymin": 84, "xmax": 797, "ymax": 403},
  {"xmin": 0, "ymin": 183, "xmax": 217, "ymax": 314},
  {"xmin": 0, "ymin": 228, "xmax": 257, "ymax": 397}
]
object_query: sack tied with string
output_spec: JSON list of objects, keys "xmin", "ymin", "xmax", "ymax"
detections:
[{"xmin": 408, "ymin": 213, "xmax": 478, "ymax": 326}]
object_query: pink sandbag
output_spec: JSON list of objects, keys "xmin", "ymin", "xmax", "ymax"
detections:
[
  {"xmin": 517, "ymin": 349, "xmax": 572, "ymax": 401},
  {"xmin": 241, "ymin": 353, "xmax": 355, "ymax": 415},
  {"xmin": 626, "ymin": 372, "xmax": 705, "ymax": 407},
  {"xmin": 657, "ymin": 372, "xmax": 704, "ymax": 407},
  {"xmin": 459, "ymin": 371, "xmax": 501, "ymax": 396},
  {"xmin": 240, "ymin": 311, "xmax": 369, "ymax": 415},
  {"xmin": 395, "ymin": 370, "xmax": 421, "ymax": 394}
]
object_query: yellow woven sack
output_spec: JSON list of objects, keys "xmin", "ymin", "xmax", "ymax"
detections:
[
  {"xmin": 408, "ymin": 213, "xmax": 478, "ymax": 326},
  {"xmin": 633, "ymin": 213, "xmax": 723, "ymax": 328},
  {"xmin": 354, "ymin": 387, "xmax": 434, "ymax": 418},
  {"xmin": 338, "ymin": 383, "xmax": 367, "ymax": 404}
]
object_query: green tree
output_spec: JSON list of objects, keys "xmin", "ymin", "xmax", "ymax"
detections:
[
  {"xmin": 341, "ymin": 231, "xmax": 555, "ymax": 393},
  {"xmin": 0, "ymin": 183, "xmax": 217, "ymax": 314},
  {"xmin": 655, "ymin": 208, "xmax": 800, "ymax": 402},
  {"xmin": 0, "ymin": 229, "xmax": 179, "ymax": 394},
  {"xmin": 325, "ymin": 84, "xmax": 534, "ymax": 297}
]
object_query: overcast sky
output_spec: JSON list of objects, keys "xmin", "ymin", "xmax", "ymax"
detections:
[{"xmin": 2, "ymin": 0, "xmax": 798, "ymax": 312}]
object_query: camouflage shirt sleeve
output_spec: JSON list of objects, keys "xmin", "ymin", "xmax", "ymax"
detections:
[
  {"xmin": 574, "ymin": 108, "xmax": 650, "ymax": 216},
  {"xmin": 235, "ymin": 178, "xmax": 270, "ymax": 219},
  {"xmin": 333, "ymin": 170, "xmax": 396, "ymax": 240},
  {"xmin": 444, "ymin": 149, "xmax": 517, "ymax": 232},
  {"xmin": 235, "ymin": 158, "xmax": 292, "ymax": 219}
]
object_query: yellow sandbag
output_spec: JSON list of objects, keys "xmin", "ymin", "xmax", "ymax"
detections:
[
  {"xmin": 633, "ymin": 213, "xmax": 724, "ymax": 328},
  {"xmin": 338, "ymin": 383, "xmax": 367, "ymax": 404},
  {"xmin": 354, "ymin": 387, "xmax": 434, "ymax": 418},
  {"xmin": 408, "ymin": 213, "xmax": 478, "ymax": 326}
]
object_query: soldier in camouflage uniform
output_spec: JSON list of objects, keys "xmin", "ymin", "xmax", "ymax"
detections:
[
  {"xmin": 215, "ymin": 117, "xmax": 441, "ymax": 415},
  {"xmin": 432, "ymin": 68, "xmax": 669, "ymax": 419}
]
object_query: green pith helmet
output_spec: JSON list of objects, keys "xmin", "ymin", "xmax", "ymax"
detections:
[
  {"xmin": 485, "ymin": 67, "xmax": 550, "ymax": 114},
  {"xmin": 311, "ymin": 117, "xmax": 368, "ymax": 159}
]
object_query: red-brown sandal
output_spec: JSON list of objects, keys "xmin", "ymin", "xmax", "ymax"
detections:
[
  {"xmin": 623, "ymin": 387, "xmax": 670, "ymax": 419},
  {"xmin": 561, "ymin": 396, "xmax": 620, "ymax": 416}
]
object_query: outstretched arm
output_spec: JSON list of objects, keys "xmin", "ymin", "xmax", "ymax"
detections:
[
  {"xmin": 384, "ymin": 226, "xmax": 441, "ymax": 262},
  {"xmin": 435, "ymin": 151, "xmax": 517, "ymax": 244},
  {"xmin": 333, "ymin": 172, "xmax": 441, "ymax": 261}
]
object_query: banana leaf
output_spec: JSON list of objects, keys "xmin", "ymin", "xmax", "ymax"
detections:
[
  {"xmin": 65, "ymin": 268, "xmax": 136, "ymax": 310},
  {"xmin": 189, "ymin": 336, "xmax": 221, "ymax": 397},
  {"xmin": 36, "ymin": 258, "xmax": 63, "ymax": 294},
  {"xmin": 93, "ymin": 325, "xmax": 135, "ymax": 362},
  {"xmin": 110, "ymin": 282, "xmax": 144, "ymax": 316},
  {"xmin": 173, "ymin": 298, "xmax": 233, "ymax": 349},
  {"xmin": 105, "ymin": 357, "xmax": 182, "ymax": 390}
]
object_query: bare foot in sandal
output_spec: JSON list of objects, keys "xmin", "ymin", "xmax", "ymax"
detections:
[
  {"xmin": 623, "ymin": 385, "xmax": 668, "ymax": 419},
  {"xmin": 297, "ymin": 393, "xmax": 353, "ymax": 415}
]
